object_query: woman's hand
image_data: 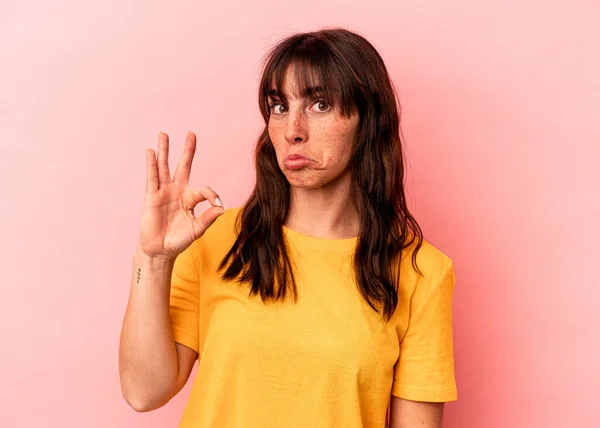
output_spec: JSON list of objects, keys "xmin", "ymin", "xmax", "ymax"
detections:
[{"xmin": 138, "ymin": 131, "xmax": 225, "ymax": 261}]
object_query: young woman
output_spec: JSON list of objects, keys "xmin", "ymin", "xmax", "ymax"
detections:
[{"xmin": 119, "ymin": 27, "xmax": 457, "ymax": 428}]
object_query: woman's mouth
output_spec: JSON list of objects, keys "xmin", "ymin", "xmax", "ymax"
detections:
[{"xmin": 283, "ymin": 154, "xmax": 313, "ymax": 170}]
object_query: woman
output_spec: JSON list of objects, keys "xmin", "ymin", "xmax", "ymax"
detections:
[{"xmin": 119, "ymin": 27, "xmax": 457, "ymax": 428}]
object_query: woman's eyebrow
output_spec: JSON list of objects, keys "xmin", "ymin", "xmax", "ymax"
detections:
[{"xmin": 267, "ymin": 86, "xmax": 325, "ymax": 100}]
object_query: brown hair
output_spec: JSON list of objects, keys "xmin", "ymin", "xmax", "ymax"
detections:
[{"xmin": 218, "ymin": 27, "xmax": 423, "ymax": 322}]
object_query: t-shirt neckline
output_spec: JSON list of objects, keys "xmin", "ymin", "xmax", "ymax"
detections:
[{"xmin": 281, "ymin": 224, "xmax": 358, "ymax": 254}]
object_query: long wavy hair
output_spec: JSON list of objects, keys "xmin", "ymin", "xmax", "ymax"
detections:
[{"xmin": 218, "ymin": 27, "xmax": 424, "ymax": 322}]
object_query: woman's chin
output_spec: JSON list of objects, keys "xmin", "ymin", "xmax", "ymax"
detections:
[{"xmin": 284, "ymin": 174, "xmax": 335, "ymax": 190}]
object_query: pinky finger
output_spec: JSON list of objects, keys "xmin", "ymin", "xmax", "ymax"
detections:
[{"xmin": 146, "ymin": 149, "xmax": 159, "ymax": 195}]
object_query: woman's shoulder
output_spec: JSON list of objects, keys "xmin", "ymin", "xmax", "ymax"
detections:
[
  {"xmin": 397, "ymin": 236, "xmax": 455, "ymax": 305},
  {"xmin": 404, "ymin": 237, "xmax": 452, "ymax": 275}
]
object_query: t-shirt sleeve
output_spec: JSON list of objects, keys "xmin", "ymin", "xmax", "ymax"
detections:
[
  {"xmin": 169, "ymin": 240, "xmax": 200, "ymax": 353},
  {"xmin": 391, "ymin": 260, "xmax": 457, "ymax": 402}
]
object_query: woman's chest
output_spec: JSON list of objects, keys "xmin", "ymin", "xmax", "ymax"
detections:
[{"xmin": 198, "ymin": 255, "xmax": 401, "ymax": 377}]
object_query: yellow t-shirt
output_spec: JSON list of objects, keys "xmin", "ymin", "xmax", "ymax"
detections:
[{"xmin": 169, "ymin": 207, "xmax": 457, "ymax": 427}]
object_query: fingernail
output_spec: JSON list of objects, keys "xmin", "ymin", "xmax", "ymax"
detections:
[{"xmin": 215, "ymin": 198, "xmax": 223, "ymax": 207}]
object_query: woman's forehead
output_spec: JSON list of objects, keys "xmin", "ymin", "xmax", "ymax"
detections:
[
  {"xmin": 269, "ymin": 64, "xmax": 324, "ymax": 97},
  {"xmin": 268, "ymin": 84, "xmax": 325, "ymax": 100}
]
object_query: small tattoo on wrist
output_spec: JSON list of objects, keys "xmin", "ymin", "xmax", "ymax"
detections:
[{"xmin": 137, "ymin": 268, "xmax": 141, "ymax": 283}]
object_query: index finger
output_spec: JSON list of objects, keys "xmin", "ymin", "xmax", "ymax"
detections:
[
  {"xmin": 146, "ymin": 148, "xmax": 159, "ymax": 195},
  {"xmin": 172, "ymin": 130, "xmax": 197, "ymax": 184}
]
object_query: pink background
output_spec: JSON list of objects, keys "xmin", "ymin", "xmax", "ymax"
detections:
[{"xmin": 1, "ymin": 1, "xmax": 598, "ymax": 427}]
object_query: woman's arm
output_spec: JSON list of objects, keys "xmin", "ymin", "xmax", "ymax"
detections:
[
  {"xmin": 389, "ymin": 396, "xmax": 444, "ymax": 428},
  {"xmin": 118, "ymin": 248, "xmax": 197, "ymax": 412}
]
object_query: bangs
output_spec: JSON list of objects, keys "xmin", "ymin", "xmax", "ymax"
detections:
[{"xmin": 261, "ymin": 39, "xmax": 359, "ymax": 119}]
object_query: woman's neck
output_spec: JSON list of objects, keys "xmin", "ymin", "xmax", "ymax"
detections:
[{"xmin": 284, "ymin": 174, "xmax": 360, "ymax": 239}]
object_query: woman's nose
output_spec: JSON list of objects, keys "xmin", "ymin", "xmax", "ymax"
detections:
[{"xmin": 285, "ymin": 109, "xmax": 308, "ymax": 144}]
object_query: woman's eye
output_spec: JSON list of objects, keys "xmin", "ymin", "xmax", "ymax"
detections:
[
  {"xmin": 270, "ymin": 103, "xmax": 286, "ymax": 114},
  {"xmin": 269, "ymin": 100, "xmax": 331, "ymax": 115},
  {"xmin": 313, "ymin": 100, "xmax": 331, "ymax": 112}
]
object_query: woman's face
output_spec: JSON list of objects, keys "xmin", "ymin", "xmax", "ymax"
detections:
[{"xmin": 267, "ymin": 65, "xmax": 360, "ymax": 189}]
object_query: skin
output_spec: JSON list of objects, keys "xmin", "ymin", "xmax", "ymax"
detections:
[
  {"xmin": 268, "ymin": 64, "xmax": 446, "ymax": 428},
  {"xmin": 267, "ymin": 64, "xmax": 361, "ymax": 239},
  {"xmin": 390, "ymin": 398, "xmax": 444, "ymax": 428}
]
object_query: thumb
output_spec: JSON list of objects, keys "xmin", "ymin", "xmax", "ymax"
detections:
[{"xmin": 193, "ymin": 205, "xmax": 226, "ymax": 239}]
